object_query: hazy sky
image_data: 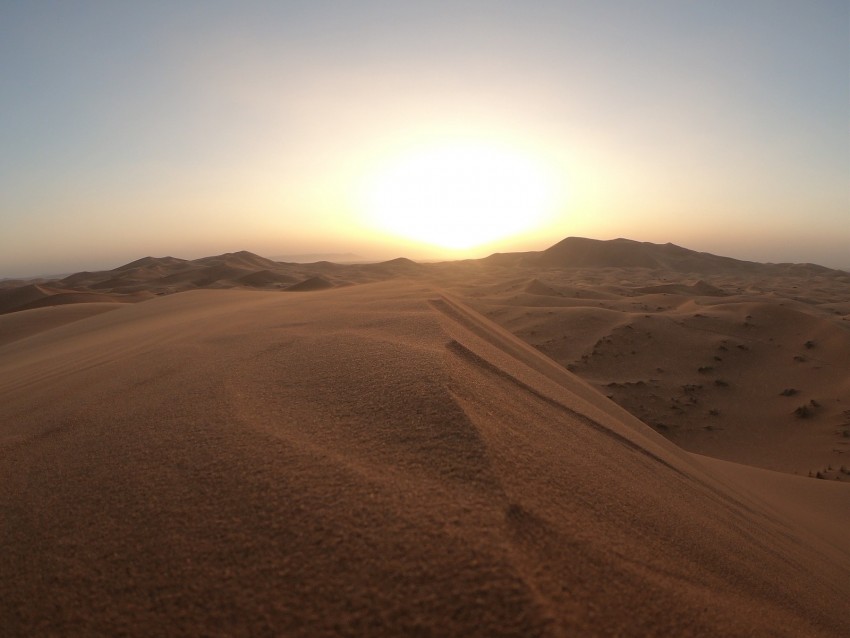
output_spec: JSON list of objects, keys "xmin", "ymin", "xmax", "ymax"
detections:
[{"xmin": 1, "ymin": 1, "xmax": 848, "ymax": 276}]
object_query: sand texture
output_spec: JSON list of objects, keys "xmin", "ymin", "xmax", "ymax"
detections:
[
  {"xmin": 1, "ymin": 276, "xmax": 849, "ymax": 637},
  {"xmin": 431, "ymin": 242, "xmax": 850, "ymax": 478},
  {"xmin": 2, "ymin": 238, "xmax": 849, "ymax": 635}
]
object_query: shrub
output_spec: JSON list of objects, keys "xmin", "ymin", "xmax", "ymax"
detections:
[{"xmin": 794, "ymin": 405, "xmax": 811, "ymax": 418}]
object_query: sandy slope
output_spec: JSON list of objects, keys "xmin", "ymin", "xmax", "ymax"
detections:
[
  {"xmin": 4, "ymin": 236, "xmax": 847, "ymax": 482},
  {"xmin": 0, "ymin": 303, "xmax": 122, "ymax": 347},
  {"xmin": 1, "ymin": 282, "xmax": 848, "ymax": 637},
  {"xmin": 437, "ymin": 263, "xmax": 850, "ymax": 478}
]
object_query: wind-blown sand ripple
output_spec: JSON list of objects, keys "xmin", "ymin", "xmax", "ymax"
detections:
[{"xmin": 1, "ymin": 282, "xmax": 848, "ymax": 636}]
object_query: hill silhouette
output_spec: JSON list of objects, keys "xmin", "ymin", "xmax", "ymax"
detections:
[
  {"xmin": 525, "ymin": 237, "xmax": 761, "ymax": 272},
  {"xmin": 2, "ymin": 238, "xmax": 847, "ymax": 315}
]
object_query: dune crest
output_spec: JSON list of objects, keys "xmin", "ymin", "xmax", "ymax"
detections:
[
  {"xmin": 286, "ymin": 276, "xmax": 334, "ymax": 291},
  {"xmin": 1, "ymin": 282, "xmax": 848, "ymax": 636},
  {"xmin": 3, "ymin": 237, "xmax": 848, "ymax": 477}
]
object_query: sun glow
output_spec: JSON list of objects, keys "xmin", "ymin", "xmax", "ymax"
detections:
[{"xmin": 361, "ymin": 141, "xmax": 560, "ymax": 250}]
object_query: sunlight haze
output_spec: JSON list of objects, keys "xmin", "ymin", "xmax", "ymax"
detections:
[
  {"xmin": 360, "ymin": 138, "xmax": 562, "ymax": 249},
  {"xmin": 3, "ymin": 4, "xmax": 850, "ymax": 632},
  {"xmin": 1, "ymin": 1, "xmax": 848, "ymax": 276}
]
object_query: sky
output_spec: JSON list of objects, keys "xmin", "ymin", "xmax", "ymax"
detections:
[{"xmin": 1, "ymin": 0, "xmax": 848, "ymax": 277}]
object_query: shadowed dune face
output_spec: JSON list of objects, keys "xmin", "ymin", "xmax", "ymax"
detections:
[
  {"xmin": 524, "ymin": 237, "xmax": 761, "ymax": 273},
  {"xmin": 285, "ymin": 275, "xmax": 335, "ymax": 291},
  {"xmin": 0, "ymin": 250, "xmax": 430, "ymax": 313},
  {"xmin": 0, "ymin": 303, "xmax": 123, "ymax": 347},
  {"xmin": 1, "ymin": 282, "xmax": 848, "ymax": 636},
  {"xmin": 435, "ymin": 256, "xmax": 850, "ymax": 478}
]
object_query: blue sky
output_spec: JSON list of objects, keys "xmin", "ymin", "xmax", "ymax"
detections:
[{"xmin": 1, "ymin": 1, "xmax": 848, "ymax": 276}]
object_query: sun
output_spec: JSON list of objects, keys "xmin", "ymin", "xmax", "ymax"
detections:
[{"xmin": 360, "ymin": 141, "xmax": 559, "ymax": 250}]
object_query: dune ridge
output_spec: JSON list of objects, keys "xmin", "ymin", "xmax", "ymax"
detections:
[
  {"xmin": 2, "ymin": 238, "xmax": 848, "ymax": 478},
  {"xmin": 445, "ymin": 266, "xmax": 850, "ymax": 477},
  {"xmin": 1, "ymin": 282, "xmax": 848, "ymax": 636},
  {"xmin": 3, "ymin": 238, "xmax": 845, "ymax": 315}
]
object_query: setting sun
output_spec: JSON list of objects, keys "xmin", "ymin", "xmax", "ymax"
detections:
[{"xmin": 361, "ymin": 141, "xmax": 560, "ymax": 250}]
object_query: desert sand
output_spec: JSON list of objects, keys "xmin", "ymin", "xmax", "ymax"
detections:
[
  {"xmin": 1, "ymin": 238, "xmax": 849, "ymax": 636},
  {"xmin": 431, "ymin": 240, "xmax": 850, "ymax": 481}
]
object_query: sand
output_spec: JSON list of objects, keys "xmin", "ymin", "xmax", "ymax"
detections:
[
  {"xmin": 1, "ymin": 238, "xmax": 849, "ymax": 636},
  {"xmin": 433, "ymin": 256, "xmax": 850, "ymax": 478}
]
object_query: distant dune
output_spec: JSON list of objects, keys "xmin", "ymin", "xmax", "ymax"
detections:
[
  {"xmin": 438, "ymin": 242, "xmax": 850, "ymax": 478},
  {"xmin": 111, "ymin": 255, "xmax": 190, "ymax": 272},
  {"xmin": 236, "ymin": 269, "xmax": 299, "ymax": 287},
  {"xmin": 532, "ymin": 236, "xmax": 696, "ymax": 269},
  {"xmin": 0, "ymin": 283, "xmax": 71, "ymax": 314},
  {"xmin": 286, "ymin": 276, "xmax": 335, "ymax": 291},
  {"xmin": 2, "ymin": 238, "xmax": 845, "ymax": 315},
  {"xmin": 2, "ymin": 237, "xmax": 848, "ymax": 477},
  {"xmin": 635, "ymin": 279, "xmax": 728, "ymax": 296},
  {"xmin": 271, "ymin": 251, "xmax": 365, "ymax": 263},
  {"xmin": 0, "ymin": 303, "xmax": 122, "ymax": 347},
  {"xmin": 1, "ymin": 238, "xmax": 849, "ymax": 635}
]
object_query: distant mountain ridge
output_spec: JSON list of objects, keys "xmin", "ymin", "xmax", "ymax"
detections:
[
  {"xmin": 0, "ymin": 238, "xmax": 846, "ymax": 315},
  {"xmin": 487, "ymin": 237, "xmax": 847, "ymax": 276},
  {"xmin": 0, "ymin": 249, "xmax": 426, "ymax": 314},
  {"xmin": 534, "ymin": 237, "xmax": 744, "ymax": 271}
]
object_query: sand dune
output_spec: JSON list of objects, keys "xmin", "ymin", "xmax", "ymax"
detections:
[
  {"xmin": 2, "ymin": 238, "xmax": 849, "ymax": 634},
  {"xmin": 635, "ymin": 280, "xmax": 728, "ymax": 296},
  {"xmin": 0, "ymin": 251, "xmax": 429, "ymax": 306},
  {"xmin": 419, "ymin": 239, "xmax": 849, "ymax": 478},
  {"xmin": 112, "ymin": 255, "xmax": 190, "ymax": 272},
  {"xmin": 236, "ymin": 269, "xmax": 299, "ymax": 287},
  {"xmin": 1, "ymin": 281, "xmax": 848, "ymax": 636},
  {"xmin": 2, "ymin": 238, "xmax": 847, "ymax": 477},
  {"xmin": 286, "ymin": 275, "xmax": 335, "ymax": 291},
  {"xmin": 193, "ymin": 250, "xmax": 282, "ymax": 271},
  {"xmin": 0, "ymin": 302, "xmax": 123, "ymax": 347},
  {"xmin": 0, "ymin": 283, "xmax": 70, "ymax": 314},
  {"xmin": 526, "ymin": 237, "xmax": 762, "ymax": 273},
  {"xmin": 451, "ymin": 265, "xmax": 850, "ymax": 478}
]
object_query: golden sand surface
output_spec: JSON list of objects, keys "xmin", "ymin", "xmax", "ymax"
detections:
[
  {"xmin": 1, "ymin": 278, "xmax": 848, "ymax": 636},
  {"xmin": 2, "ymin": 239, "xmax": 849, "ymax": 635}
]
